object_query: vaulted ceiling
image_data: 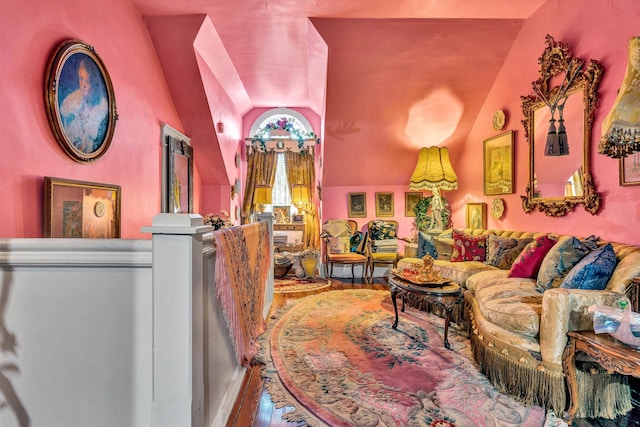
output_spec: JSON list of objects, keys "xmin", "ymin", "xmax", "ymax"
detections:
[{"xmin": 133, "ymin": 0, "xmax": 547, "ymax": 186}]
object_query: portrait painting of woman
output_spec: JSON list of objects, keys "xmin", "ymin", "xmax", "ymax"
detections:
[{"xmin": 45, "ymin": 40, "xmax": 117, "ymax": 163}]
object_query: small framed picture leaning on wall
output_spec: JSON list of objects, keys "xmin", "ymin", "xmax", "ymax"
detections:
[{"xmin": 44, "ymin": 177, "xmax": 121, "ymax": 238}]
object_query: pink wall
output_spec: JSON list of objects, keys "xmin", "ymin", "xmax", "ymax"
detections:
[
  {"xmin": 452, "ymin": 0, "xmax": 640, "ymax": 245},
  {"xmin": 0, "ymin": 0, "xmax": 186, "ymax": 238}
]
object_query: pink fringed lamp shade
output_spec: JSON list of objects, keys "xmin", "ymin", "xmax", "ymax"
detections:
[
  {"xmin": 599, "ymin": 36, "xmax": 640, "ymax": 158},
  {"xmin": 409, "ymin": 146, "xmax": 458, "ymax": 191}
]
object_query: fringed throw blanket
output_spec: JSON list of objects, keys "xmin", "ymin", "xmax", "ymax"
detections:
[{"xmin": 214, "ymin": 221, "xmax": 270, "ymax": 366}]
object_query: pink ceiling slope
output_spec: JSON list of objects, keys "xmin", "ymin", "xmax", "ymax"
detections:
[{"xmin": 132, "ymin": 0, "xmax": 546, "ymax": 185}]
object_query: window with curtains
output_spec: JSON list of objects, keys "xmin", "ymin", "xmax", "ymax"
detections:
[{"xmin": 267, "ymin": 152, "xmax": 299, "ymax": 213}]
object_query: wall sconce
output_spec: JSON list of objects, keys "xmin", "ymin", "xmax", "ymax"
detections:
[
  {"xmin": 533, "ymin": 58, "xmax": 582, "ymax": 156},
  {"xmin": 599, "ymin": 36, "xmax": 640, "ymax": 158},
  {"xmin": 217, "ymin": 121, "xmax": 224, "ymax": 133}
]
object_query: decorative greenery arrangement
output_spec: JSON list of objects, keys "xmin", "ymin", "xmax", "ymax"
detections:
[
  {"xmin": 413, "ymin": 196, "xmax": 451, "ymax": 232},
  {"xmin": 250, "ymin": 117, "xmax": 319, "ymax": 153},
  {"xmin": 204, "ymin": 210, "xmax": 233, "ymax": 230}
]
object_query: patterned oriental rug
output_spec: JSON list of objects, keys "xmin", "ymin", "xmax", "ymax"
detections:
[
  {"xmin": 274, "ymin": 277, "xmax": 333, "ymax": 297},
  {"xmin": 258, "ymin": 289, "xmax": 550, "ymax": 427}
]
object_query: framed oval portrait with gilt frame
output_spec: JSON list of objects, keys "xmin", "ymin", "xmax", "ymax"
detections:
[{"xmin": 44, "ymin": 39, "xmax": 118, "ymax": 163}]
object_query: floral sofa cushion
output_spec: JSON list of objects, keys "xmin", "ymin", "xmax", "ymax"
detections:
[
  {"xmin": 451, "ymin": 230, "xmax": 488, "ymax": 262},
  {"xmin": 485, "ymin": 235, "xmax": 533, "ymax": 270},
  {"xmin": 561, "ymin": 243, "xmax": 617, "ymax": 290},
  {"xmin": 536, "ymin": 235, "xmax": 598, "ymax": 292}
]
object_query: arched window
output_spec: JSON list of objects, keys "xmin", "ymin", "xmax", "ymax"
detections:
[{"xmin": 249, "ymin": 108, "xmax": 315, "ymax": 217}]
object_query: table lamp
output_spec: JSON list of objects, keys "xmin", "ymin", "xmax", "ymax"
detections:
[
  {"xmin": 253, "ymin": 184, "xmax": 272, "ymax": 213},
  {"xmin": 409, "ymin": 146, "xmax": 458, "ymax": 232},
  {"xmin": 599, "ymin": 36, "xmax": 640, "ymax": 158},
  {"xmin": 291, "ymin": 184, "xmax": 310, "ymax": 210}
]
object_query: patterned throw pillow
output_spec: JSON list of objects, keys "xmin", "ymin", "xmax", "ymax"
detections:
[
  {"xmin": 536, "ymin": 236, "xmax": 599, "ymax": 292},
  {"xmin": 508, "ymin": 235, "xmax": 557, "ymax": 278},
  {"xmin": 450, "ymin": 230, "xmax": 488, "ymax": 262},
  {"xmin": 433, "ymin": 237, "xmax": 454, "ymax": 260},
  {"xmin": 560, "ymin": 243, "xmax": 617, "ymax": 290},
  {"xmin": 485, "ymin": 235, "xmax": 533, "ymax": 270},
  {"xmin": 328, "ymin": 236, "xmax": 351, "ymax": 254},
  {"xmin": 417, "ymin": 231, "xmax": 438, "ymax": 259},
  {"xmin": 369, "ymin": 220, "xmax": 397, "ymax": 241}
]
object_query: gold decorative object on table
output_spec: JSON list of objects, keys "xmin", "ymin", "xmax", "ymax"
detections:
[{"xmin": 391, "ymin": 255, "xmax": 448, "ymax": 286}]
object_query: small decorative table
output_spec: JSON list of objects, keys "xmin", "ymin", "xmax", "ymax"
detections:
[
  {"xmin": 388, "ymin": 275, "xmax": 463, "ymax": 349},
  {"xmin": 562, "ymin": 331, "xmax": 640, "ymax": 424}
]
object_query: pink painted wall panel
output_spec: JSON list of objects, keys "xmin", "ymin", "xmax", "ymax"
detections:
[
  {"xmin": 0, "ymin": 0, "xmax": 185, "ymax": 238},
  {"xmin": 452, "ymin": 0, "xmax": 640, "ymax": 245}
]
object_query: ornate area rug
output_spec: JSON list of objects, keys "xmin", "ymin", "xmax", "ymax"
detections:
[
  {"xmin": 258, "ymin": 289, "xmax": 550, "ymax": 427},
  {"xmin": 274, "ymin": 277, "xmax": 333, "ymax": 296}
]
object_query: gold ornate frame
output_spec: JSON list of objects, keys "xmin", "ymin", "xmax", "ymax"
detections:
[
  {"xmin": 348, "ymin": 192, "xmax": 366, "ymax": 218},
  {"xmin": 375, "ymin": 192, "xmax": 394, "ymax": 217},
  {"xmin": 520, "ymin": 35, "xmax": 603, "ymax": 217},
  {"xmin": 44, "ymin": 39, "xmax": 118, "ymax": 163},
  {"xmin": 465, "ymin": 202, "xmax": 487, "ymax": 229}
]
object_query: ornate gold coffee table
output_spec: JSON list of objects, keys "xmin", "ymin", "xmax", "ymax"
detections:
[{"xmin": 388, "ymin": 275, "xmax": 462, "ymax": 349}]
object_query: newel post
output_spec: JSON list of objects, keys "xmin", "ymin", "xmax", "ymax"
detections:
[{"xmin": 142, "ymin": 214, "xmax": 213, "ymax": 427}]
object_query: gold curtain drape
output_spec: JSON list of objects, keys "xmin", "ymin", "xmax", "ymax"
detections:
[
  {"xmin": 241, "ymin": 150, "xmax": 277, "ymax": 224},
  {"xmin": 285, "ymin": 151, "xmax": 320, "ymax": 249}
]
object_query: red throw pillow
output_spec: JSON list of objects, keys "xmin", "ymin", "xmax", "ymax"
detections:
[
  {"xmin": 508, "ymin": 235, "xmax": 558, "ymax": 278},
  {"xmin": 450, "ymin": 230, "xmax": 487, "ymax": 262}
]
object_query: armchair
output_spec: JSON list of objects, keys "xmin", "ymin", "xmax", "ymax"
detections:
[
  {"xmin": 366, "ymin": 219, "xmax": 400, "ymax": 282},
  {"xmin": 321, "ymin": 220, "xmax": 368, "ymax": 282}
]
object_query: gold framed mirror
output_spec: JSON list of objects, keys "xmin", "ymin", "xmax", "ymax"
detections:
[{"xmin": 521, "ymin": 35, "xmax": 603, "ymax": 216}]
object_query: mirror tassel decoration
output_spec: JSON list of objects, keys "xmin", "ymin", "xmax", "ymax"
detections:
[{"xmin": 544, "ymin": 107, "xmax": 559, "ymax": 155}]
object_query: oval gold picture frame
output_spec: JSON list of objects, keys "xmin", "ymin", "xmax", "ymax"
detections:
[{"xmin": 44, "ymin": 39, "xmax": 118, "ymax": 163}]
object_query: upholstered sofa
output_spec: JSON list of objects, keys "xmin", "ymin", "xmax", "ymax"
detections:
[{"xmin": 398, "ymin": 228, "xmax": 640, "ymax": 419}]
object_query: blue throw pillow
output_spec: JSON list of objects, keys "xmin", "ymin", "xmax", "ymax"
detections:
[
  {"xmin": 417, "ymin": 231, "xmax": 437, "ymax": 259},
  {"xmin": 560, "ymin": 243, "xmax": 617, "ymax": 290}
]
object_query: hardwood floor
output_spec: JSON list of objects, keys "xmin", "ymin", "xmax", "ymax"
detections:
[
  {"xmin": 226, "ymin": 276, "xmax": 388, "ymax": 427},
  {"xmin": 226, "ymin": 275, "xmax": 640, "ymax": 427}
]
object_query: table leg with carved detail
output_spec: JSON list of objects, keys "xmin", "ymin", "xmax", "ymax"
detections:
[
  {"xmin": 440, "ymin": 295, "xmax": 464, "ymax": 349},
  {"xmin": 391, "ymin": 288, "xmax": 399, "ymax": 329},
  {"xmin": 562, "ymin": 335, "xmax": 579, "ymax": 424},
  {"xmin": 562, "ymin": 331, "xmax": 640, "ymax": 425}
]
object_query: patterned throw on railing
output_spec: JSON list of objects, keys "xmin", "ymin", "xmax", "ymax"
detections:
[{"xmin": 214, "ymin": 221, "xmax": 270, "ymax": 366}]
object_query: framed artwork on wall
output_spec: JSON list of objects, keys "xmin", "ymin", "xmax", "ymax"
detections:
[
  {"xmin": 465, "ymin": 202, "xmax": 487, "ymax": 229},
  {"xmin": 273, "ymin": 205, "xmax": 291, "ymax": 223},
  {"xmin": 292, "ymin": 214, "xmax": 304, "ymax": 224},
  {"xmin": 620, "ymin": 154, "xmax": 640, "ymax": 186},
  {"xmin": 404, "ymin": 192, "xmax": 422, "ymax": 217},
  {"xmin": 162, "ymin": 124, "xmax": 193, "ymax": 213},
  {"xmin": 348, "ymin": 192, "xmax": 366, "ymax": 218},
  {"xmin": 483, "ymin": 130, "xmax": 514, "ymax": 195},
  {"xmin": 375, "ymin": 192, "xmax": 394, "ymax": 217},
  {"xmin": 44, "ymin": 39, "xmax": 118, "ymax": 163},
  {"xmin": 44, "ymin": 176, "xmax": 121, "ymax": 238}
]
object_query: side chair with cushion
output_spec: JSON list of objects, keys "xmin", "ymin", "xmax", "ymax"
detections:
[
  {"xmin": 321, "ymin": 219, "xmax": 369, "ymax": 282},
  {"xmin": 366, "ymin": 219, "xmax": 400, "ymax": 282}
]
